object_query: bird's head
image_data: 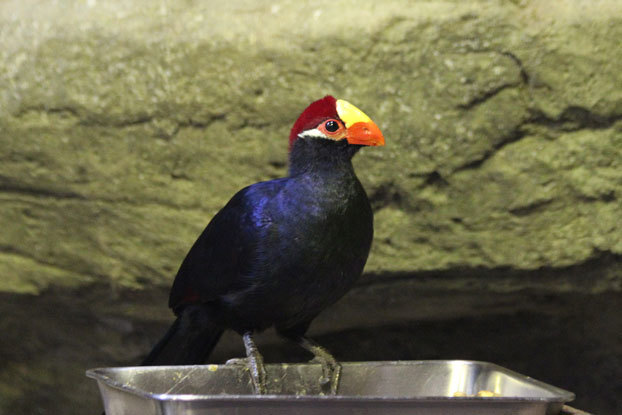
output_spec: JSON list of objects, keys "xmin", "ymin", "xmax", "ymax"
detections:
[{"xmin": 288, "ymin": 96, "xmax": 385, "ymax": 151}]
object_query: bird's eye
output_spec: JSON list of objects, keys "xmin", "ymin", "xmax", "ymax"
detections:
[
  {"xmin": 316, "ymin": 118, "xmax": 345, "ymax": 140},
  {"xmin": 325, "ymin": 120, "xmax": 339, "ymax": 132}
]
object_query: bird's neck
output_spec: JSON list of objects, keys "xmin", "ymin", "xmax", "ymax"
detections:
[{"xmin": 288, "ymin": 139, "xmax": 360, "ymax": 178}]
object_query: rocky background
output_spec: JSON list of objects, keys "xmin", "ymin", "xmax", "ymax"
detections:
[{"xmin": 1, "ymin": 0, "xmax": 620, "ymax": 413}]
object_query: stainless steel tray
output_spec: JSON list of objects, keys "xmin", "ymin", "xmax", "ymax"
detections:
[{"xmin": 87, "ymin": 360, "xmax": 575, "ymax": 415}]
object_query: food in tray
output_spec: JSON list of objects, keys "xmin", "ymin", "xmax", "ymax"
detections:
[
  {"xmin": 476, "ymin": 390, "xmax": 498, "ymax": 397},
  {"xmin": 453, "ymin": 390, "xmax": 500, "ymax": 397}
]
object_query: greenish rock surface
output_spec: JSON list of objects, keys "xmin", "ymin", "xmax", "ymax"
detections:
[
  {"xmin": 0, "ymin": 1, "xmax": 621, "ymax": 414},
  {"xmin": 1, "ymin": 0, "xmax": 621, "ymax": 292}
]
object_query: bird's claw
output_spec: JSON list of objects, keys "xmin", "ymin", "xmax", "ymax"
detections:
[
  {"xmin": 225, "ymin": 357, "xmax": 248, "ymax": 366},
  {"xmin": 225, "ymin": 355, "xmax": 267, "ymax": 394},
  {"xmin": 294, "ymin": 336, "xmax": 342, "ymax": 395},
  {"xmin": 310, "ymin": 354, "xmax": 341, "ymax": 395}
]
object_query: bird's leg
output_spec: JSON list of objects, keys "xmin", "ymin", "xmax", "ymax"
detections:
[
  {"xmin": 243, "ymin": 332, "xmax": 267, "ymax": 394},
  {"xmin": 298, "ymin": 337, "xmax": 341, "ymax": 395},
  {"xmin": 225, "ymin": 332, "xmax": 267, "ymax": 394}
]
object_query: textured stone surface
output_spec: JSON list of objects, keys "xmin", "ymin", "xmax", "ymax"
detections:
[
  {"xmin": 1, "ymin": 0, "xmax": 620, "ymax": 292},
  {"xmin": 0, "ymin": 0, "xmax": 621, "ymax": 414}
]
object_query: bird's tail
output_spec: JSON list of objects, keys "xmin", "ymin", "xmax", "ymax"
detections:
[
  {"xmin": 101, "ymin": 307, "xmax": 223, "ymax": 414},
  {"xmin": 142, "ymin": 305, "xmax": 224, "ymax": 365}
]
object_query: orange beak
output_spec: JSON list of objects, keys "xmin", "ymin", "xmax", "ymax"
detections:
[
  {"xmin": 345, "ymin": 120, "xmax": 385, "ymax": 146},
  {"xmin": 336, "ymin": 99, "xmax": 385, "ymax": 147}
]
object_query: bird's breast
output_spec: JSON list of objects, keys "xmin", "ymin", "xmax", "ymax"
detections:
[
  {"xmin": 251, "ymin": 180, "xmax": 372, "ymax": 325},
  {"xmin": 215, "ymin": 171, "xmax": 374, "ymax": 332}
]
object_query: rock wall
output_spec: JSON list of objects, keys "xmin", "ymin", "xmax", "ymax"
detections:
[{"xmin": 0, "ymin": 1, "xmax": 620, "ymax": 414}]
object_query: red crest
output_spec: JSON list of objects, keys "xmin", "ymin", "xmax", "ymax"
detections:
[{"xmin": 288, "ymin": 96, "xmax": 339, "ymax": 150}]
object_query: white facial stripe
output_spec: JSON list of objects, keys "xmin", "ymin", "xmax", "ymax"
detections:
[{"xmin": 298, "ymin": 128, "xmax": 333, "ymax": 140}]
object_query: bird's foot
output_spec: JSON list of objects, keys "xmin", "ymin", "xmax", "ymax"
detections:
[
  {"xmin": 299, "ymin": 337, "xmax": 341, "ymax": 395},
  {"xmin": 225, "ymin": 357, "xmax": 248, "ymax": 366},
  {"xmin": 225, "ymin": 356, "xmax": 267, "ymax": 394},
  {"xmin": 311, "ymin": 354, "xmax": 341, "ymax": 394},
  {"xmin": 236, "ymin": 332, "xmax": 266, "ymax": 395}
]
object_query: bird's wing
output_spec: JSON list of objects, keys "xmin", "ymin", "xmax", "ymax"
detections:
[{"xmin": 168, "ymin": 179, "xmax": 285, "ymax": 312}]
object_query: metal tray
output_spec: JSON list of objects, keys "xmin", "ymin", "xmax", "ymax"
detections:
[{"xmin": 87, "ymin": 360, "xmax": 575, "ymax": 415}]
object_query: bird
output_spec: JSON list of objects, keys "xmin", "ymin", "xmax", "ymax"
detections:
[{"xmin": 141, "ymin": 95, "xmax": 385, "ymax": 394}]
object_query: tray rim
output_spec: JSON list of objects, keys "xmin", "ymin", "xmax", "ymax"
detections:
[{"xmin": 86, "ymin": 359, "xmax": 575, "ymax": 404}]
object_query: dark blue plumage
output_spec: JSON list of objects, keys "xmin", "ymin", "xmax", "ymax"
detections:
[
  {"xmin": 144, "ymin": 139, "xmax": 372, "ymax": 364},
  {"xmin": 141, "ymin": 97, "xmax": 383, "ymax": 394}
]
